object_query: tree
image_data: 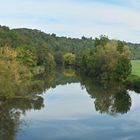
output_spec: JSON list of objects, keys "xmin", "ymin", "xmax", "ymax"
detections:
[
  {"xmin": 54, "ymin": 51, "xmax": 64, "ymax": 65},
  {"xmin": 79, "ymin": 40, "xmax": 132, "ymax": 81},
  {"xmin": 36, "ymin": 45, "xmax": 48, "ymax": 66},
  {"xmin": 44, "ymin": 53, "xmax": 56, "ymax": 73},
  {"xmin": 63, "ymin": 53, "xmax": 76, "ymax": 66},
  {"xmin": 16, "ymin": 47, "xmax": 36, "ymax": 67},
  {"xmin": 95, "ymin": 35, "xmax": 109, "ymax": 47},
  {"xmin": 116, "ymin": 55, "xmax": 132, "ymax": 80}
]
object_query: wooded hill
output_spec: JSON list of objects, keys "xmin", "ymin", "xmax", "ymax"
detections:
[
  {"xmin": 0, "ymin": 25, "xmax": 139, "ymax": 60},
  {"xmin": 0, "ymin": 25, "xmax": 138, "ymax": 98}
]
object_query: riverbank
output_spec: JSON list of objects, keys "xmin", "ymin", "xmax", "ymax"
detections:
[
  {"xmin": 126, "ymin": 60, "xmax": 140, "ymax": 92},
  {"xmin": 131, "ymin": 60, "xmax": 140, "ymax": 77}
]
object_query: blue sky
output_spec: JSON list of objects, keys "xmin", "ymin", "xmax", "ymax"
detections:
[{"xmin": 0, "ymin": 0, "xmax": 140, "ymax": 42}]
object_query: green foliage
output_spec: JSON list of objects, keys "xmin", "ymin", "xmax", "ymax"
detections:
[
  {"xmin": 95, "ymin": 35, "xmax": 109, "ymax": 47},
  {"xmin": 127, "ymin": 42, "xmax": 140, "ymax": 59},
  {"xmin": 117, "ymin": 40, "xmax": 124, "ymax": 53},
  {"xmin": 0, "ymin": 51, "xmax": 32, "ymax": 98},
  {"xmin": 78, "ymin": 40, "xmax": 132, "ymax": 81},
  {"xmin": 63, "ymin": 53, "xmax": 76, "ymax": 66},
  {"xmin": 16, "ymin": 47, "xmax": 36, "ymax": 67},
  {"xmin": 126, "ymin": 74, "xmax": 140, "ymax": 93},
  {"xmin": 54, "ymin": 51, "xmax": 64, "ymax": 65},
  {"xmin": 44, "ymin": 53, "xmax": 56, "ymax": 73},
  {"xmin": 116, "ymin": 56, "xmax": 132, "ymax": 80},
  {"xmin": 36, "ymin": 45, "xmax": 48, "ymax": 66},
  {"xmin": 0, "ymin": 25, "xmax": 139, "ymax": 60},
  {"xmin": 0, "ymin": 25, "xmax": 138, "ymax": 99}
]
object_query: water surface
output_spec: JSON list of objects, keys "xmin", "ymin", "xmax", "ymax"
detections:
[{"xmin": 1, "ymin": 68, "xmax": 140, "ymax": 140}]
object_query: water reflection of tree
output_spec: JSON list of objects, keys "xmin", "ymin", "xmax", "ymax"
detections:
[
  {"xmin": 0, "ymin": 70, "xmax": 48, "ymax": 140},
  {"xmin": 0, "ymin": 68, "xmax": 78, "ymax": 140},
  {"xmin": 95, "ymin": 91, "xmax": 131, "ymax": 115},
  {"xmin": 47, "ymin": 68, "xmax": 132, "ymax": 116},
  {"xmin": 126, "ymin": 78, "xmax": 140, "ymax": 94},
  {"xmin": 0, "ymin": 67, "xmax": 136, "ymax": 139},
  {"xmin": 0, "ymin": 96, "xmax": 44, "ymax": 140},
  {"xmin": 79, "ymin": 74, "xmax": 132, "ymax": 116},
  {"xmin": 51, "ymin": 66, "xmax": 78, "ymax": 87}
]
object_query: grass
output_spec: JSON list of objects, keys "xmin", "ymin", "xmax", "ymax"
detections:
[
  {"xmin": 131, "ymin": 60, "xmax": 140, "ymax": 77},
  {"xmin": 127, "ymin": 60, "xmax": 140, "ymax": 82},
  {"xmin": 126, "ymin": 60, "xmax": 140, "ymax": 92}
]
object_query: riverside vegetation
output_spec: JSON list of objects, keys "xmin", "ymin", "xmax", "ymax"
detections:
[
  {"xmin": 0, "ymin": 25, "xmax": 139, "ymax": 99},
  {"xmin": 0, "ymin": 67, "xmax": 138, "ymax": 140},
  {"xmin": 1, "ymin": 25, "xmax": 140, "ymax": 140}
]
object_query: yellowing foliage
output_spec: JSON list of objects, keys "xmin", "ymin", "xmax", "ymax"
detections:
[
  {"xmin": 63, "ymin": 53, "xmax": 76, "ymax": 65},
  {"xmin": 0, "ymin": 47, "xmax": 17, "ymax": 60}
]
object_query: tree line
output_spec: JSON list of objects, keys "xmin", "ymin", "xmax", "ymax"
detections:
[{"xmin": 0, "ymin": 25, "xmax": 136, "ymax": 98}]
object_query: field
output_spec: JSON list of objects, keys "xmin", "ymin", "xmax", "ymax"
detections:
[{"xmin": 131, "ymin": 60, "xmax": 140, "ymax": 77}]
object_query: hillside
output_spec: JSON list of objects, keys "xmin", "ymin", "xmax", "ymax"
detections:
[{"xmin": 0, "ymin": 25, "xmax": 140, "ymax": 59}]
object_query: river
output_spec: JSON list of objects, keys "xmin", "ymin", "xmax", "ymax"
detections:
[{"xmin": 0, "ymin": 68, "xmax": 140, "ymax": 140}]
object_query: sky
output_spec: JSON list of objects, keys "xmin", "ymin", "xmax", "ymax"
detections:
[{"xmin": 0, "ymin": 0, "xmax": 140, "ymax": 43}]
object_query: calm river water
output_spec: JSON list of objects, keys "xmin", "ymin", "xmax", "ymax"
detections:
[{"xmin": 1, "ymin": 68, "xmax": 140, "ymax": 140}]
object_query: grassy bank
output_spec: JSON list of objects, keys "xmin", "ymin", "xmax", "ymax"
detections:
[
  {"xmin": 131, "ymin": 60, "xmax": 140, "ymax": 77},
  {"xmin": 126, "ymin": 60, "xmax": 140, "ymax": 92}
]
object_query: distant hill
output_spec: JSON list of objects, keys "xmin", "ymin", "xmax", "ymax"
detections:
[{"xmin": 0, "ymin": 25, "xmax": 140, "ymax": 59}]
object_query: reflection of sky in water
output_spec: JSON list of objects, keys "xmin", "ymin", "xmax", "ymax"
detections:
[{"xmin": 17, "ymin": 83, "xmax": 140, "ymax": 140}]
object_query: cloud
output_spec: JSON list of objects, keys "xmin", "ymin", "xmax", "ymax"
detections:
[{"xmin": 0, "ymin": 0, "xmax": 140, "ymax": 42}]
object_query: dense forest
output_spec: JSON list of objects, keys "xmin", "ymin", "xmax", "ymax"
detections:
[
  {"xmin": 0, "ymin": 25, "xmax": 140, "ymax": 59},
  {"xmin": 0, "ymin": 25, "xmax": 139, "ymax": 98},
  {"xmin": 0, "ymin": 26, "xmax": 140, "ymax": 139}
]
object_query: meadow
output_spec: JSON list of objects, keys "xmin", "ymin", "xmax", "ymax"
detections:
[{"xmin": 131, "ymin": 60, "xmax": 140, "ymax": 77}]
